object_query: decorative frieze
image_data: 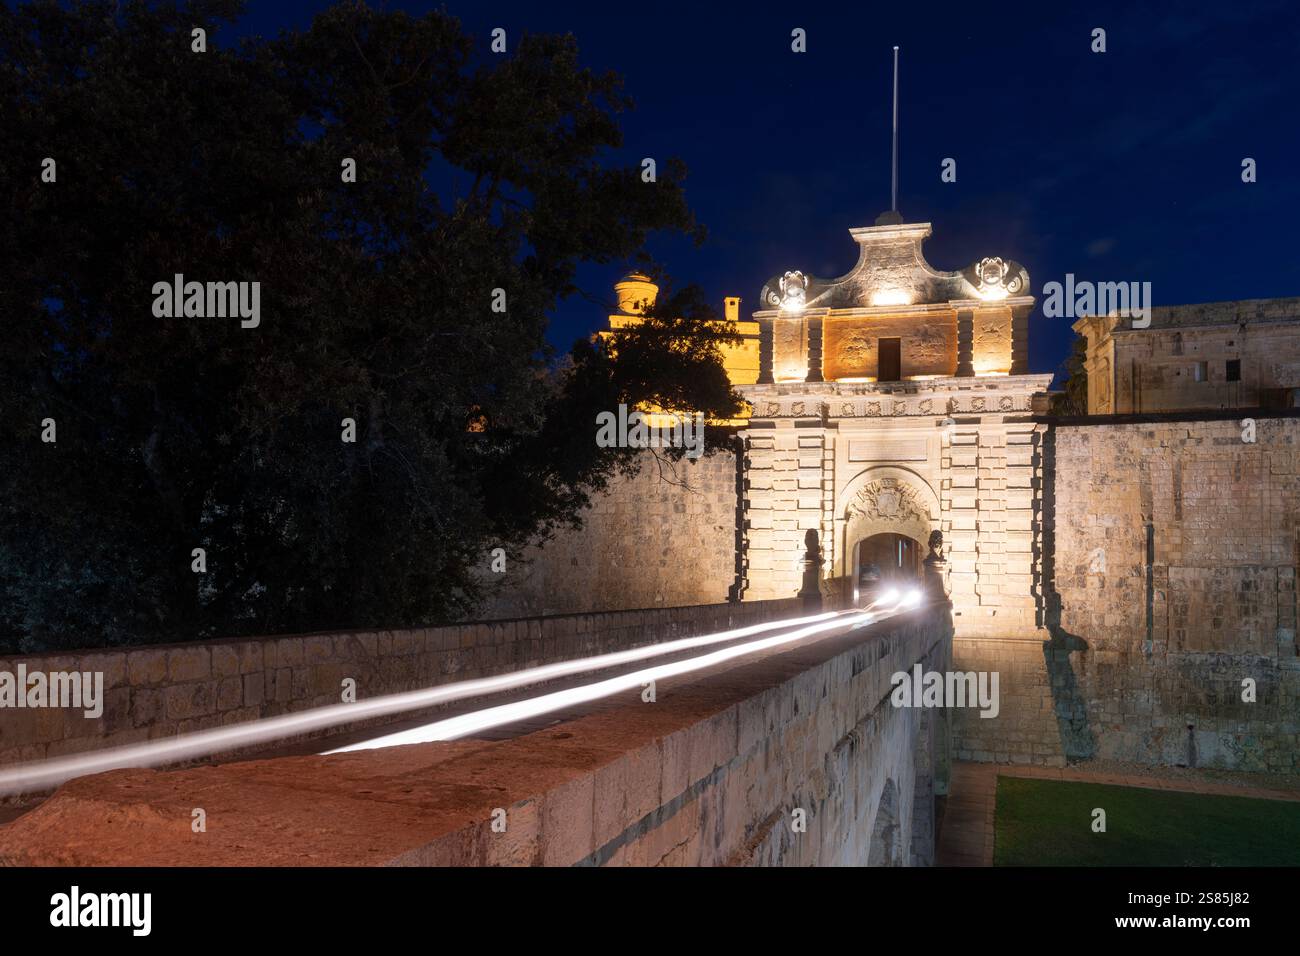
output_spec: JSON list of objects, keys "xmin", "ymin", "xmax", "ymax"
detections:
[{"xmin": 740, "ymin": 378, "xmax": 1047, "ymax": 420}]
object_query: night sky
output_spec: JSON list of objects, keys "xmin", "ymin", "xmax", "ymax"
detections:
[{"xmin": 230, "ymin": 0, "xmax": 1300, "ymax": 383}]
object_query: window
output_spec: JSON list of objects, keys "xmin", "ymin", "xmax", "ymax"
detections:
[
  {"xmin": 1192, "ymin": 361, "xmax": 1208, "ymax": 382},
  {"xmin": 1227, "ymin": 359, "xmax": 1241, "ymax": 382},
  {"xmin": 878, "ymin": 337, "xmax": 901, "ymax": 382}
]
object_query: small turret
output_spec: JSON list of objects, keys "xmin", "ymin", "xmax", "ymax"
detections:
[{"xmin": 614, "ymin": 272, "xmax": 659, "ymax": 316}]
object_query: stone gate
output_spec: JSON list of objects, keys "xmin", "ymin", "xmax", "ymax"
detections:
[{"xmin": 735, "ymin": 218, "xmax": 1052, "ymax": 645}]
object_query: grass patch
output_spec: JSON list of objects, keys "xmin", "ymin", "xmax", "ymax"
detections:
[{"xmin": 994, "ymin": 776, "xmax": 1300, "ymax": 866}]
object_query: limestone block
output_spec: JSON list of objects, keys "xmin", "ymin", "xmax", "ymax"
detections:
[
  {"xmin": 127, "ymin": 649, "xmax": 168, "ymax": 686},
  {"xmin": 167, "ymin": 647, "xmax": 210, "ymax": 683}
]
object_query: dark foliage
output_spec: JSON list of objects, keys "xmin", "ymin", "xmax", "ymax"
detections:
[
  {"xmin": 1050, "ymin": 334, "xmax": 1089, "ymax": 416},
  {"xmin": 0, "ymin": 0, "xmax": 742, "ymax": 651}
]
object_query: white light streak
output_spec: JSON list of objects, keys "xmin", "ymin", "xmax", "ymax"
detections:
[
  {"xmin": 0, "ymin": 609, "xmax": 852, "ymax": 797},
  {"xmin": 328, "ymin": 610, "xmax": 880, "ymax": 752}
]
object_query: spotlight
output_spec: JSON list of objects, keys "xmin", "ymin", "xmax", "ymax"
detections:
[
  {"xmin": 902, "ymin": 587, "xmax": 922, "ymax": 607},
  {"xmin": 879, "ymin": 588, "xmax": 900, "ymax": 606}
]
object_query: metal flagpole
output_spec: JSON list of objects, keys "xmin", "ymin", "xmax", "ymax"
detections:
[{"xmin": 891, "ymin": 46, "xmax": 899, "ymax": 213}]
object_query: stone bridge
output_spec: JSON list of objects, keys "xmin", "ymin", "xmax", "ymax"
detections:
[{"xmin": 0, "ymin": 601, "xmax": 953, "ymax": 866}]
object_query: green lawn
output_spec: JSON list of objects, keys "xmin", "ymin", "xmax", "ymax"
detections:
[{"xmin": 993, "ymin": 776, "xmax": 1300, "ymax": 866}]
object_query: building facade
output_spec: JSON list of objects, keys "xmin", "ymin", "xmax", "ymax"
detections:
[{"xmin": 1074, "ymin": 298, "xmax": 1300, "ymax": 414}]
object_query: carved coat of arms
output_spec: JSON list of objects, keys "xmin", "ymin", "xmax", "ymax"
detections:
[
  {"xmin": 973, "ymin": 256, "xmax": 1025, "ymax": 296},
  {"xmin": 876, "ymin": 489, "xmax": 901, "ymax": 517},
  {"xmin": 846, "ymin": 478, "xmax": 930, "ymax": 526}
]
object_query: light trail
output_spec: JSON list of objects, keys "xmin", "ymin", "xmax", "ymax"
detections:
[
  {"xmin": 327, "ymin": 608, "xmax": 883, "ymax": 752},
  {"xmin": 0, "ymin": 607, "xmax": 860, "ymax": 797}
]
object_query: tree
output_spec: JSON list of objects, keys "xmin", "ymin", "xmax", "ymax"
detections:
[
  {"xmin": 0, "ymin": 0, "xmax": 740, "ymax": 651},
  {"xmin": 1050, "ymin": 334, "xmax": 1089, "ymax": 416}
]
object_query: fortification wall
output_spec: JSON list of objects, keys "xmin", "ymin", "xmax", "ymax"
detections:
[
  {"xmin": 480, "ymin": 447, "xmax": 740, "ymax": 618},
  {"xmin": 448, "ymin": 409, "xmax": 1300, "ymax": 775},
  {"xmin": 954, "ymin": 416, "xmax": 1300, "ymax": 772}
]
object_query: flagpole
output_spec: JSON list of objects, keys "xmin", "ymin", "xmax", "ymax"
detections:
[{"xmin": 891, "ymin": 46, "xmax": 899, "ymax": 214}]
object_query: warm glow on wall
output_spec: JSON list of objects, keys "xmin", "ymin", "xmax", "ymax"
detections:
[{"xmin": 870, "ymin": 289, "xmax": 912, "ymax": 307}]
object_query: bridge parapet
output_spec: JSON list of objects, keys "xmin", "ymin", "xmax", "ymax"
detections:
[
  {"xmin": 0, "ymin": 599, "xmax": 804, "ymax": 778},
  {"xmin": 0, "ymin": 604, "xmax": 954, "ymax": 866}
]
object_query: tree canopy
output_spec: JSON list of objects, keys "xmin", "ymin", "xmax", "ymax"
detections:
[
  {"xmin": 0, "ymin": 0, "xmax": 743, "ymax": 652},
  {"xmin": 1050, "ymin": 334, "xmax": 1089, "ymax": 416}
]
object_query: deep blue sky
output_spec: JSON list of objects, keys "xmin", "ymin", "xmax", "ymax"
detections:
[{"xmin": 230, "ymin": 0, "xmax": 1300, "ymax": 382}]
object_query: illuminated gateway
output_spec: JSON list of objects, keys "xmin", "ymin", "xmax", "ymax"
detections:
[{"xmin": 611, "ymin": 217, "xmax": 1053, "ymax": 640}]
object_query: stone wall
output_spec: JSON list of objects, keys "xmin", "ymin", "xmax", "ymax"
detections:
[
  {"xmin": 1078, "ymin": 297, "xmax": 1300, "ymax": 414},
  {"xmin": 736, "ymin": 376, "xmax": 1050, "ymax": 648},
  {"xmin": 0, "ymin": 598, "xmax": 801, "ymax": 775},
  {"xmin": 0, "ymin": 606, "xmax": 954, "ymax": 867},
  {"xmin": 479, "ymin": 447, "xmax": 741, "ymax": 618},
  {"xmin": 953, "ymin": 416, "xmax": 1300, "ymax": 772}
]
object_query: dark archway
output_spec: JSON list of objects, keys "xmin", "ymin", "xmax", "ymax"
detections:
[{"xmin": 854, "ymin": 532, "xmax": 924, "ymax": 603}]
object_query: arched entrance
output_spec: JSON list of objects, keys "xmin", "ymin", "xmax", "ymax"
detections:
[
  {"xmin": 839, "ymin": 467, "xmax": 938, "ymax": 605},
  {"xmin": 852, "ymin": 530, "xmax": 925, "ymax": 598}
]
